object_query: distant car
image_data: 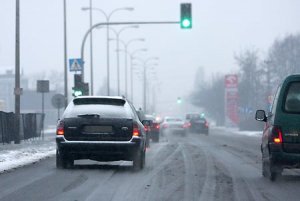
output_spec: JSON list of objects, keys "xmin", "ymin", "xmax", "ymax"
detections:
[
  {"xmin": 56, "ymin": 96, "xmax": 149, "ymax": 171},
  {"xmin": 136, "ymin": 109, "xmax": 151, "ymax": 147},
  {"xmin": 145, "ymin": 114, "xmax": 160, "ymax": 142},
  {"xmin": 161, "ymin": 117, "xmax": 186, "ymax": 136},
  {"xmin": 256, "ymin": 74, "xmax": 300, "ymax": 181},
  {"xmin": 185, "ymin": 113, "xmax": 209, "ymax": 135}
]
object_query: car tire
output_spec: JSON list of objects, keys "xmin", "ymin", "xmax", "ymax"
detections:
[
  {"xmin": 264, "ymin": 157, "xmax": 278, "ymax": 181},
  {"xmin": 56, "ymin": 150, "xmax": 74, "ymax": 169},
  {"xmin": 146, "ymin": 135, "xmax": 150, "ymax": 148},
  {"xmin": 262, "ymin": 159, "xmax": 267, "ymax": 177},
  {"xmin": 56, "ymin": 150, "xmax": 66, "ymax": 169},
  {"xmin": 133, "ymin": 150, "xmax": 144, "ymax": 171}
]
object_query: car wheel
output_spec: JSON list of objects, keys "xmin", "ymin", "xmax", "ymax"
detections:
[
  {"xmin": 262, "ymin": 159, "xmax": 267, "ymax": 177},
  {"xmin": 133, "ymin": 150, "xmax": 144, "ymax": 171},
  {"xmin": 56, "ymin": 150, "xmax": 67, "ymax": 169},
  {"xmin": 146, "ymin": 135, "xmax": 150, "ymax": 148},
  {"xmin": 265, "ymin": 158, "xmax": 278, "ymax": 181}
]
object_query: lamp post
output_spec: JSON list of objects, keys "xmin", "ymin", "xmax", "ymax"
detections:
[
  {"xmin": 81, "ymin": 7, "xmax": 134, "ymax": 96},
  {"xmin": 81, "ymin": 0, "xmax": 94, "ymax": 95},
  {"xmin": 109, "ymin": 26, "xmax": 139, "ymax": 95},
  {"xmin": 129, "ymin": 49, "xmax": 148, "ymax": 103},
  {"xmin": 14, "ymin": 0, "xmax": 21, "ymax": 144},
  {"xmin": 133, "ymin": 57, "xmax": 159, "ymax": 112},
  {"xmin": 117, "ymin": 38, "xmax": 145, "ymax": 97},
  {"xmin": 63, "ymin": 0, "xmax": 68, "ymax": 106}
]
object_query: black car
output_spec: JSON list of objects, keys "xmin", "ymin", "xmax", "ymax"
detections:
[
  {"xmin": 136, "ymin": 109, "xmax": 152, "ymax": 147},
  {"xmin": 56, "ymin": 96, "xmax": 148, "ymax": 170},
  {"xmin": 145, "ymin": 114, "xmax": 160, "ymax": 142},
  {"xmin": 256, "ymin": 74, "xmax": 300, "ymax": 181},
  {"xmin": 185, "ymin": 113, "xmax": 209, "ymax": 135}
]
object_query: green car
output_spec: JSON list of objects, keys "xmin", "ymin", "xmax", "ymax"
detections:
[{"xmin": 256, "ymin": 74, "xmax": 300, "ymax": 181}]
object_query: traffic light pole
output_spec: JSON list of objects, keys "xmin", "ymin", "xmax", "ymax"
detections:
[{"xmin": 80, "ymin": 21, "xmax": 180, "ymax": 90}]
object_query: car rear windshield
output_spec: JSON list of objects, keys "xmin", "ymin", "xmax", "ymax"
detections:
[
  {"xmin": 63, "ymin": 98, "xmax": 132, "ymax": 119},
  {"xmin": 186, "ymin": 114, "xmax": 201, "ymax": 120},
  {"xmin": 166, "ymin": 118, "xmax": 183, "ymax": 122},
  {"xmin": 284, "ymin": 82, "xmax": 300, "ymax": 113},
  {"xmin": 73, "ymin": 98, "xmax": 125, "ymax": 106}
]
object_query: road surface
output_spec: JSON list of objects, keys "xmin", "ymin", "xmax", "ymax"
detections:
[{"xmin": 0, "ymin": 127, "xmax": 300, "ymax": 201}]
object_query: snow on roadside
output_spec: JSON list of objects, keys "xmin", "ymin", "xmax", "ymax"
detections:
[
  {"xmin": 0, "ymin": 128, "xmax": 56, "ymax": 173},
  {"xmin": 216, "ymin": 126, "xmax": 262, "ymax": 137}
]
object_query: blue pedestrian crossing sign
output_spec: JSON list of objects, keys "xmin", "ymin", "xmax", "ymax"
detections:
[{"xmin": 69, "ymin": 58, "xmax": 83, "ymax": 72}]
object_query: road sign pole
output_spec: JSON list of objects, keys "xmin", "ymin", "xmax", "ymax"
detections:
[{"xmin": 42, "ymin": 92, "xmax": 44, "ymax": 140}]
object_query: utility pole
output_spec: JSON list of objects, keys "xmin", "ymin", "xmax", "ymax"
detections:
[
  {"xmin": 14, "ymin": 0, "xmax": 21, "ymax": 144},
  {"xmin": 89, "ymin": 0, "xmax": 94, "ymax": 95},
  {"xmin": 63, "ymin": 0, "xmax": 68, "ymax": 107}
]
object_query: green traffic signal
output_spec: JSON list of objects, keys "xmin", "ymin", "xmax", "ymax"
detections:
[
  {"xmin": 180, "ymin": 3, "xmax": 192, "ymax": 29},
  {"xmin": 177, "ymin": 97, "xmax": 182, "ymax": 104},
  {"xmin": 72, "ymin": 87, "xmax": 83, "ymax": 97},
  {"xmin": 181, "ymin": 18, "xmax": 191, "ymax": 28}
]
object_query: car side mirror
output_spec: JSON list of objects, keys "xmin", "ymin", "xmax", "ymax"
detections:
[
  {"xmin": 255, "ymin": 110, "xmax": 267, "ymax": 122},
  {"xmin": 142, "ymin": 120, "xmax": 153, "ymax": 127}
]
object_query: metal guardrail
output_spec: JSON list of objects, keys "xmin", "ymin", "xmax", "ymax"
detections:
[{"xmin": 0, "ymin": 112, "xmax": 44, "ymax": 144}]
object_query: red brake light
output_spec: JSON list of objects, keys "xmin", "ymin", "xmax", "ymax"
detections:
[
  {"xmin": 156, "ymin": 124, "xmax": 160, "ymax": 129},
  {"xmin": 133, "ymin": 123, "xmax": 140, "ymax": 137},
  {"xmin": 272, "ymin": 126, "xmax": 283, "ymax": 144},
  {"xmin": 56, "ymin": 121, "xmax": 64, "ymax": 135},
  {"xmin": 183, "ymin": 122, "xmax": 191, "ymax": 128},
  {"xmin": 205, "ymin": 121, "xmax": 209, "ymax": 128}
]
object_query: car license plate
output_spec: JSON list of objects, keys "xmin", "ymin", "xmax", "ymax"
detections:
[{"xmin": 83, "ymin": 126, "xmax": 113, "ymax": 134}]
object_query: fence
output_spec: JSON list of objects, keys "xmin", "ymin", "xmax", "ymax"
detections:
[{"xmin": 0, "ymin": 112, "xmax": 44, "ymax": 144}]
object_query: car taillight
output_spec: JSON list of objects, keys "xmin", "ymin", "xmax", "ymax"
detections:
[
  {"xmin": 144, "ymin": 125, "xmax": 151, "ymax": 132},
  {"xmin": 56, "ymin": 121, "xmax": 64, "ymax": 135},
  {"xmin": 183, "ymin": 122, "xmax": 191, "ymax": 128},
  {"xmin": 271, "ymin": 126, "xmax": 283, "ymax": 144},
  {"xmin": 133, "ymin": 123, "xmax": 140, "ymax": 137},
  {"xmin": 204, "ymin": 121, "xmax": 209, "ymax": 128},
  {"xmin": 156, "ymin": 124, "xmax": 160, "ymax": 129}
]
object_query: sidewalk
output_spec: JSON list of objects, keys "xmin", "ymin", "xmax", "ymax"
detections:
[{"xmin": 0, "ymin": 128, "xmax": 56, "ymax": 173}]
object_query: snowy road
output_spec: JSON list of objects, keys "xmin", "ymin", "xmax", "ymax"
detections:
[{"xmin": 1, "ymin": 127, "xmax": 300, "ymax": 201}]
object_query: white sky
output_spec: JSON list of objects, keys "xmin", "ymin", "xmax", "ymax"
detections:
[{"xmin": 0, "ymin": 0, "xmax": 300, "ymax": 113}]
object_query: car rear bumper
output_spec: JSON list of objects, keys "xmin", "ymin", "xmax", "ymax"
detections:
[
  {"xmin": 56, "ymin": 136, "xmax": 144, "ymax": 161},
  {"xmin": 271, "ymin": 151, "xmax": 300, "ymax": 167}
]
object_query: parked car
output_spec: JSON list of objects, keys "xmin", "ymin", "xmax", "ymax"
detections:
[
  {"xmin": 185, "ymin": 113, "xmax": 209, "ymax": 135},
  {"xmin": 161, "ymin": 116, "xmax": 186, "ymax": 136},
  {"xmin": 56, "ymin": 96, "xmax": 149, "ymax": 171},
  {"xmin": 255, "ymin": 74, "xmax": 300, "ymax": 181},
  {"xmin": 145, "ymin": 114, "xmax": 160, "ymax": 142}
]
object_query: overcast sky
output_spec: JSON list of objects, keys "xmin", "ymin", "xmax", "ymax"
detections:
[{"xmin": 0, "ymin": 0, "xmax": 300, "ymax": 113}]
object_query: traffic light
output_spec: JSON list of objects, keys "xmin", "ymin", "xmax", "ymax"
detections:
[
  {"xmin": 72, "ymin": 74, "xmax": 84, "ymax": 97},
  {"xmin": 177, "ymin": 97, "xmax": 182, "ymax": 104},
  {"xmin": 180, "ymin": 3, "xmax": 192, "ymax": 29},
  {"xmin": 72, "ymin": 87, "xmax": 83, "ymax": 97}
]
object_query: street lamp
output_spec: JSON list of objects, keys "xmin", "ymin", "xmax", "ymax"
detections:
[
  {"xmin": 81, "ymin": 7, "xmax": 134, "ymax": 96},
  {"xmin": 129, "ymin": 49, "xmax": 148, "ymax": 103},
  {"xmin": 81, "ymin": 0, "xmax": 94, "ymax": 95},
  {"xmin": 117, "ymin": 38, "xmax": 145, "ymax": 97},
  {"xmin": 132, "ymin": 57, "xmax": 159, "ymax": 112},
  {"xmin": 109, "ymin": 25, "xmax": 139, "ymax": 95}
]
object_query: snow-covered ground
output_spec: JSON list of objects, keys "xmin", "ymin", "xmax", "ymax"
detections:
[
  {"xmin": 0, "ymin": 128, "xmax": 56, "ymax": 173},
  {"xmin": 0, "ymin": 126, "xmax": 262, "ymax": 174},
  {"xmin": 226, "ymin": 127, "xmax": 261, "ymax": 137}
]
